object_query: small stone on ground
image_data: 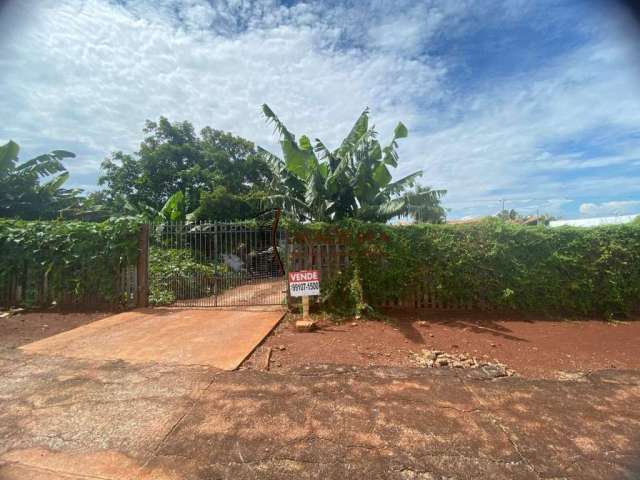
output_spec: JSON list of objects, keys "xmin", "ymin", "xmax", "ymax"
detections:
[{"xmin": 295, "ymin": 320, "xmax": 316, "ymax": 332}]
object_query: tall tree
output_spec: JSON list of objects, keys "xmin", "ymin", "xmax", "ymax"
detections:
[
  {"xmin": 98, "ymin": 117, "xmax": 272, "ymax": 219},
  {"xmin": 260, "ymin": 105, "xmax": 446, "ymax": 222}
]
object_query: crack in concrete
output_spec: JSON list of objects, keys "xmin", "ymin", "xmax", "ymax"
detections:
[
  {"xmin": 156, "ymin": 449, "xmax": 527, "ymax": 474},
  {"xmin": 458, "ymin": 376, "xmax": 542, "ymax": 479},
  {"xmin": 141, "ymin": 370, "xmax": 223, "ymax": 469}
]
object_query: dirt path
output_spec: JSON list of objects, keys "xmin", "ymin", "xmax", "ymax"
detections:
[
  {"xmin": 243, "ymin": 311, "xmax": 640, "ymax": 379},
  {"xmin": 0, "ymin": 348, "xmax": 638, "ymax": 479},
  {"xmin": 173, "ymin": 278, "xmax": 286, "ymax": 307}
]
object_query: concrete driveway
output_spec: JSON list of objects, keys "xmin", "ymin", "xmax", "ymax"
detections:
[
  {"xmin": 20, "ymin": 308, "xmax": 285, "ymax": 370},
  {"xmin": 0, "ymin": 346, "xmax": 638, "ymax": 479}
]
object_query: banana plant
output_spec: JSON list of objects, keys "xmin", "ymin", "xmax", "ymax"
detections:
[
  {"xmin": 260, "ymin": 105, "xmax": 443, "ymax": 222},
  {"xmin": 158, "ymin": 190, "xmax": 186, "ymax": 222},
  {"xmin": 399, "ymin": 185, "xmax": 447, "ymax": 223},
  {"xmin": 0, "ymin": 140, "xmax": 81, "ymax": 219}
]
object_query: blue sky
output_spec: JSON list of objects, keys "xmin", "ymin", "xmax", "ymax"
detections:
[{"xmin": 1, "ymin": 0, "xmax": 639, "ymax": 219}]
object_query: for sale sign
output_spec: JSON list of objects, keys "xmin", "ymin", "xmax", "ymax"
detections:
[{"xmin": 288, "ymin": 270, "xmax": 320, "ymax": 297}]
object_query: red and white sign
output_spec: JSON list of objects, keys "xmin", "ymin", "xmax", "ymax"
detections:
[{"xmin": 288, "ymin": 270, "xmax": 320, "ymax": 297}]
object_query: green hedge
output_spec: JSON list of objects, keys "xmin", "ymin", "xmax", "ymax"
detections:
[
  {"xmin": 290, "ymin": 219, "xmax": 640, "ymax": 318},
  {"xmin": 4, "ymin": 217, "xmax": 638, "ymax": 317},
  {"xmin": 0, "ymin": 219, "xmax": 139, "ymax": 308}
]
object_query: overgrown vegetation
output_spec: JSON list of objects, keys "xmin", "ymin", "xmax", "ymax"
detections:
[
  {"xmin": 5, "ymin": 110, "xmax": 635, "ymax": 318},
  {"xmin": 0, "ymin": 219, "xmax": 139, "ymax": 308},
  {"xmin": 291, "ymin": 220, "xmax": 640, "ymax": 318},
  {"xmin": 4, "ymin": 110, "xmax": 448, "ymax": 225},
  {"xmin": 148, "ymin": 247, "xmax": 217, "ymax": 305}
]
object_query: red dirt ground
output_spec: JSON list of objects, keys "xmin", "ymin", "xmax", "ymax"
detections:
[
  {"xmin": 4, "ymin": 309, "xmax": 639, "ymax": 380},
  {"xmin": 0, "ymin": 311, "xmax": 109, "ymax": 349},
  {"xmin": 242, "ymin": 310, "xmax": 640, "ymax": 379}
]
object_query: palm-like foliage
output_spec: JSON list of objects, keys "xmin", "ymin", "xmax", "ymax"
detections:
[
  {"xmin": 399, "ymin": 186, "xmax": 447, "ymax": 223},
  {"xmin": 0, "ymin": 140, "xmax": 82, "ymax": 219},
  {"xmin": 257, "ymin": 146, "xmax": 310, "ymax": 219},
  {"xmin": 260, "ymin": 105, "xmax": 445, "ymax": 222}
]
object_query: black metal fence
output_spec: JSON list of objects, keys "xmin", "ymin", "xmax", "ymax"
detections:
[{"xmin": 147, "ymin": 221, "xmax": 287, "ymax": 307}]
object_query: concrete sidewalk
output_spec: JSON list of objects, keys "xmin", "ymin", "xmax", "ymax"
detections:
[{"xmin": 0, "ymin": 348, "xmax": 638, "ymax": 479}]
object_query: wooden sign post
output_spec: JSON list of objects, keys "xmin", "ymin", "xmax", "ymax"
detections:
[
  {"xmin": 289, "ymin": 270, "xmax": 320, "ymax": 331},
  {"xmin": 302, "ymin": 296, "xmax": 310, "ymax": 320}
]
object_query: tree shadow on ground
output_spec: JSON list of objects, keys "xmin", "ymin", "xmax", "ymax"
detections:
[
  {"xmin": 384, "ymin": 309, "xmax": 530, "ymax": 343},
  {"xmin": 393, "ymin": 321, "xmax": 426, "ymax": 345}
]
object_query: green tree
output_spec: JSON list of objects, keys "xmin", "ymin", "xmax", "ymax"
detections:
[
  {"xmin": 260, "ymin": 105, "xmax": 445, "ymax": 222},
  {"xmin": 189, "ymin": 187, "xmax": 257, "ymax": 222},
  {"xmin": 98, "ymin": 117, "xmax": 272, "ymax": 220},
  {"xmin": 497, "ymin": 209, "xmax": 523, "ymax": 221},
  {"xmin": 0, "ymin": 140, "xmax": 83, "ymax": 219},
  {"xmin": 99, "ymin": 118, "xmax": 201, "ymax": 213},
  {"xmin": 200, "ymin": 127, "xmax": 271, "ymax": 192}
]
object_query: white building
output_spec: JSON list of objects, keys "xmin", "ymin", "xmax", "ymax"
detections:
[{"xmin": 549, "ymin": 214, "xmax": 639, "ymax": 228}]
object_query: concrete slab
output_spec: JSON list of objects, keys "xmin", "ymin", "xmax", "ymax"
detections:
[
  {"xmin": 0, "ymin": 347, "xmax": 639, "ymax": 479},
  {"xmin": 0, "ymin": 347, "xmax": 216, "ymax": 479},
  {"xmin": 20, "ymin": 308, "xmax": 285, "ymax": 370}
]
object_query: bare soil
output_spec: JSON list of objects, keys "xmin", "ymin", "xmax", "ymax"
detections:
[
  {"xmin": 242, "ymin": 310, "xmax": 640, "ymax": 379},
  {"xmin": 4, "ymin": 308, "xmax": 640, "ymax": 380}
]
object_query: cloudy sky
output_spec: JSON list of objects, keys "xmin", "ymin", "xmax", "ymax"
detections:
[{"xmin": 1, "ymin": 0, "xmax": 640, "ymax": 219}]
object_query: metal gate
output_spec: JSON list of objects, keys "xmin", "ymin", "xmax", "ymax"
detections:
[{"xmin": 147, "ymin": 212, "xmax": 287, "ymax": 307}]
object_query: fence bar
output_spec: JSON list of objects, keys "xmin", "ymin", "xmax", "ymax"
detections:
[{"xmin": 137, "ymin": 224, "xmax": 149, "ymax": 308}]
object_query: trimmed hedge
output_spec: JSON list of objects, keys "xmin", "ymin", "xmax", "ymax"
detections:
[
  {"xmin": 0, "ymin": 219, "xmax": 139, "ymax": 308},
  {"xmin": 289, "ymin": 219, "xmax": 640, "ymax": 318}
]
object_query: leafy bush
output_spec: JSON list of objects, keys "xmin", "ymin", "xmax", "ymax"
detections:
[
  {"xmin": 189, "ymin": 187, "xmax": 258, "ymax": 222},
  {"xmin": 291, "ymin": 219, "xmax": 640, "ymax": 318},
  {"xmin": 320, "ymin": 265, "xmax": 367, "ymax": 316},
  {"xmin": 0, "ymin": 219, "xmax": 139, "ymax": 308},
  {"xmin": 148, "ymin": 247, "xmax": 218, "ymax": 305}
]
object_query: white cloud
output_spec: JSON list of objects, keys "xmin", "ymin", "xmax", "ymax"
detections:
[
  {"xmin": 404, "ymin": 35, "xmax": 640, "ymax": 217},
  {"xmin": 0, "ymin": 0, "xmax": 446, "ymax": 185},
  {"xmin": 579, "ymin": 201, "xmax": 640, "ymax": 217}
]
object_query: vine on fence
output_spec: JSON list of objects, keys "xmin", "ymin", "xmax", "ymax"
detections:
[
  {"xmin": 3, "ymin": 218, "xmax": 639, "ymax": 317},
  {"xmin": 0, "ymin": 219, "xmax": 140, "ymax": 308},
  {"xmin": 290, "ymin": 219, "xmax": 640, "ymax": 318}
]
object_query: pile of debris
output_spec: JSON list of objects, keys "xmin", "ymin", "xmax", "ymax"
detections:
[{"xmin": 411, "ymin": 350, "xmax": 515, "ymax": 377}]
